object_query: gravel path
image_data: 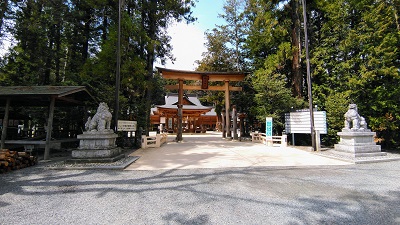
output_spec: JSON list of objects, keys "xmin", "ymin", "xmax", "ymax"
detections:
[{"xmin": 1, "ymin": 161, "xmax": 400, "ymax": 224}]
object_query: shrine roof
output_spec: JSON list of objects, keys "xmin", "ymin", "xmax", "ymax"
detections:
[
  {"xmin": 156, "ymin": 93, "xmax": 212, "ymax": 111},
  {"xmin": 203, "ymin": 108, "xmax": 217, "ymax": 116}
]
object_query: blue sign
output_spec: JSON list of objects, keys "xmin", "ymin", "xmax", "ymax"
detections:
[{"xmin": 266, "ymin": 117, "xmax": 273, "ymax": 140}]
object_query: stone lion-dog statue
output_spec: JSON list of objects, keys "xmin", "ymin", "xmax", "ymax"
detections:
[
  {"xmin": 85, "ymin": 102, "xmax": 113, "ymax": 132},
  {"xmin": 344, "ymin": 103, "xmax": 368, "ymax": 131}
]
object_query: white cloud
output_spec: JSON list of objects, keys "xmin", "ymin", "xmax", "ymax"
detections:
[{"xmin": 157, "ymin": 22, "xmax": 207, "ymax": 71}]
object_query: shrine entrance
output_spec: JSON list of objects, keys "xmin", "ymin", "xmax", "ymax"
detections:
[{"xmin": 157, "ymin": 68, "xmax": 246, "ymax": 141}]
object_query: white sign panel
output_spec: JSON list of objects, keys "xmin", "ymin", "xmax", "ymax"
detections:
[
  {"xmin": 285, "ymin": 111, "xmax": 327, "ymax": 134},
  {"xmin": 265, "ymin": 117, "xmax": 273, "ymax": 140},
  {"xmin": 118, "ymin": 120, "xmax": 137, "ymax": 131},
  {"xmin": 160, "ymin": 117, "xmax": 166, "ymax": 124}
]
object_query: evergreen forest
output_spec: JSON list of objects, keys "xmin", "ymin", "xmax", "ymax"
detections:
[{"xmin": 0, "ymin": 0, "xmax": 399, "ymax": 148}]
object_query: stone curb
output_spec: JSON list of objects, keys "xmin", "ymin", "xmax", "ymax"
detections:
[
  {"xmin": 314, "ymin": 150, "xmax": 400, "ymax": 164},
  {"xmin": 42, "ymin": 156, "xmax": 140, "ymax": 170}
]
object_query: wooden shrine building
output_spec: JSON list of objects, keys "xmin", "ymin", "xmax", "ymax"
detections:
[{"xmin": 150, "ymin": 93, "xmax": 218, "ymax": 133}]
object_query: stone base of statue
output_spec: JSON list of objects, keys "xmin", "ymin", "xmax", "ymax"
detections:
[
  {"xmin": 69, "ymin": 130, "xmax": 124, "ymax": 163},
  {"xmin": 334, "ymin": 129, "xmax": 386, "ymax": 157}
]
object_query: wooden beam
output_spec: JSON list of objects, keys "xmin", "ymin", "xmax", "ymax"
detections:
[
  {"xmin": 165, "ymin": 85, "xmax": 242, "ymax": 91},
  {"xmin": 1, "ymin": 98, "xmax": 10, "ymax": 149},
  {"xmin": 177, "ymin": 80, "xmax": 183, "ymax": 142},
  {"xmin": 44, "ymin": 96, "xmax": 56, "ymax": 160},
  {"xmin": 157, "ymin": 68, "xmax": 246, "ymax": 82},
  {"xmin": 57, "ymin": 96, "xmax": 83, "ymax": 105},
  {"xmin": 225, "ymin": 81, "xmax": 231, "ymax": 138},
  {"xmin": 162, "ymin": 73, "xmax": 245, "ymax": 81}
]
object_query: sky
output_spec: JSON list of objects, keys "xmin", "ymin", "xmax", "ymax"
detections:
[{"xmin": 156, "ymin": 0, "xmax": 226, "ymax": 71}]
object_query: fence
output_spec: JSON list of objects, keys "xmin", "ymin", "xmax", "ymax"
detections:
[
  {"xmin": 251, "ymin": 132, "xmax": 287, "ymax": 147},
  {"xmin": 141, "ymin": 133, "xmax": 168, "ymax": 149}
]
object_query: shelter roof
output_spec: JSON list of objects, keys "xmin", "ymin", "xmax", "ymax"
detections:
[{"xmin": 0, "ymin": 86, "xmax": 96, "ymax": 107}]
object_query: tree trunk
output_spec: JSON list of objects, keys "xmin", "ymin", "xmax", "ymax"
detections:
[
  {"xmin": 101, "ymin": 6, "xmax": 108, "ymax": 41},
  {"xmin": 144, "ymin": 0, "xmax": 157, "ymax": 135},
  {"xmin": 290, "ymin": 0, "xmax": 302, "ymax": 98},
  {"xmin": 82, "ymin": 9, "xmax": 91, "ymax": 62},
  {"xmin": 55, "ymin": 21, "xmax": 61, "ymax": 83},
  {"xmin": 0, "ymin": 0, "xmax": 8, "ymax": 36}
]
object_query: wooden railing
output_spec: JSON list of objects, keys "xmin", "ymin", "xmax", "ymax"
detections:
[
  {"xmin": 251, "ymin": 132, "xmax": 287, "ymax": 147},
  {"xmin": 141, "ymin": 133, "xmax": 168, "ymax": 149}
]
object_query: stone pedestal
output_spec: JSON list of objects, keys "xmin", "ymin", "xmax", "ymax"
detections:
[
  {"xmin": 70, "ymin": 130, "xmax": 123, "ymax": 163},
  {"xmin": 77, "ymin": 131, "xmax": 118, "ymax": 150},
  {"xmin": 334, "ymin": 130, "xmax": 386, "ymax": 157}
]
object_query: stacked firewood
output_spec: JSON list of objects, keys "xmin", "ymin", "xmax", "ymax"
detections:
[{"xmin": 0, "ymin": 149, "xmax": 38, "ymax": 173}]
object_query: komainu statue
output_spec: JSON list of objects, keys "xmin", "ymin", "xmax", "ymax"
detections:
[
  {"xmin": 85, "ymin": 102, "xmax": 113, "ymax": 132},
  {"xmin": 344, "ymin": 104, "xmax": 368, "ymax": 131}
]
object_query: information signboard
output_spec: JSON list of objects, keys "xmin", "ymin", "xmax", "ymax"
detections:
[
  {"xmin": 285, "ymin": 111, "xmax": 327, "ymax": 134},
  {"xmin": 117, "ymin": 120, "xmax": 137, "ymax": 131}
]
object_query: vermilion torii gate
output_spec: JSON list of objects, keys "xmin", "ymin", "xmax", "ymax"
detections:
[{"xmin": 157, "ymin": 67, "xmax": 246, "ymax": 141}]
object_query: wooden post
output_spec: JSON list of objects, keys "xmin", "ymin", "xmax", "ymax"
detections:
[
  {"xmin": 221, "ymin": 109, "xmax": 226, "ymax": 138},
  {"xmin": 232, "ymin": 105, "xmax": 238, "ymax": 140},
  {"xmin": 142, "ymin": 135, "xmax": 147, "ymax": 148},
  {"xmin": 1, "ymin": 98, "xmax": 11, "ymax": 149},
  {"xmin": 156, "ymin": 134, "xmax": 160, "ymax": 147},
  {"xmin": 44, "ymin": 96, "xmax": 56, "ymax": 160},
  {"xmin": 315, "ymin": 130, "xmax": 321, "ymax": 151},
  {"xmin": 176, "ymin": 79, "xmax": 183, "ymax": 142},
  {"xmin": 224, "ymin": 81, "xmax": 231, "ymax": 138},
  {"xmin": 239, "ymin": 115, "xmax": 243, "ymax": 141},
  {"xmin": 238, "ymin": 113, "xmax": 246, "ymax": 140}
]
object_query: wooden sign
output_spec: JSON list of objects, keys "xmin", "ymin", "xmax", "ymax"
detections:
[
  {"xmin": 117, "ymin": 120, "xmax": 137, "ymax": 131},
  {"xmin": 201, "ymin": 75, "xmax": 209, "ymax": 89}
]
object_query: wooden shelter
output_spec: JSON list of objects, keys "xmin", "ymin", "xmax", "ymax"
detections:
[
  {"xmin": 0, "ymin": 86, "xmax": 96, "ymax": 160},
  {"xmin": 157, "ymin": 68, "xmax": 246, "ymax": 141}
]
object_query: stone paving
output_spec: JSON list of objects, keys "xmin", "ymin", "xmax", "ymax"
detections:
[{"xmin": 125, "ymin": 132, "xmax": 353, "ymax": 170}]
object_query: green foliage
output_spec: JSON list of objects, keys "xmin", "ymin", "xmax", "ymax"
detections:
[
  {"xmin": 324, "ymin": 92, "xmax": 350, "ymax": 146},
  {"xmin": 310, "ymin": 0, "xmax": 400, "ymax": 148},
  {"xmin": 251, "ymin": 62, "xmax": 305, "ymax": 133},
  {"xmin": 0, "ymin": 0, "xmax": 196, "ymax": 134},
  {"xmin": 245, "ymin": 0, "xmax": 306, "ymax": 133}
]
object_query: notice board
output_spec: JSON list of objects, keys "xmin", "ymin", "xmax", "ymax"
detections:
[{"xmin": 285, "ymin": 111, "xmax": 327, "ymax": 134}]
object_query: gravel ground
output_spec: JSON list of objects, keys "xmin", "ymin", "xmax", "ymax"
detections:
[{"xmin": 1, "ymin": 160, "xmax": 400, "ymax": 224}]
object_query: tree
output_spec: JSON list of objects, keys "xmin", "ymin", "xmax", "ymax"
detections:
[
  {"xmin": 0, "ymin": 0, "xmax": 9, "ymax": 38},
  {"xmin": 309, "ymin": 0, "xmax": 400, "ymax": 147},
  {"xmin": 0, "ymin": 0, "xmax": 196, "ymax": 138},
  {"xmin": 245, "ymin": 0, "xmax": 306, "ymax": 131},
  {"xmin": 219, "ymin": 0, "xmax": 247, "ymax": 71},
  {"xmin": 246, "ymin": 0, "xmax": 305, "ymax": 98},
  {"xmin": 136, "ymin": 0, "xmax": 196, "ymax": 134},
  {"xmin": 196, "ymin": 0, "xmax": 251, "ymax": 121}
]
